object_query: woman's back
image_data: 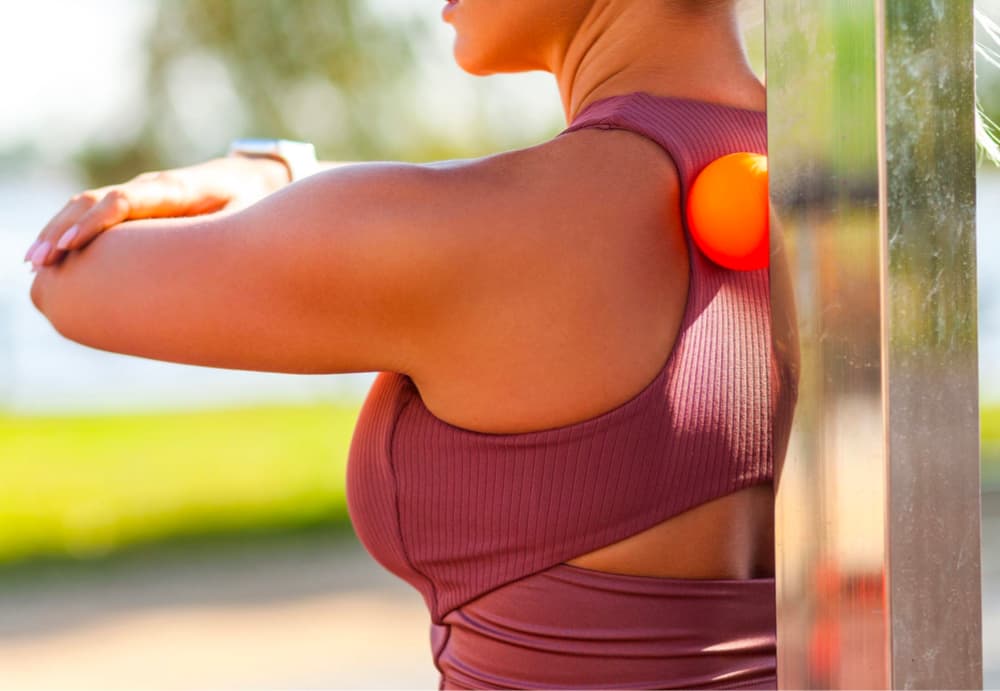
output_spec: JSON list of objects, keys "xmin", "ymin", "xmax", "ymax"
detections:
[
  {"xmin": 401, "ymin": 91, "xmax": 775, "ymax": 584},
  {"xmin": 347, "ymin": 91, "xmax": 791, "ymax": 689}
]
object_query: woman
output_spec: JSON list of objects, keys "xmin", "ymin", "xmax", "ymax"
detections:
[{"xmin": 26, "ymin": 0, "xmax": 797, "ymax": 688}]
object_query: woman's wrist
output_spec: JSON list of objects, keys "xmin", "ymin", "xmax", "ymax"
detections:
[
  {"xmin": 188, "ymin": 156, "xmax": 291, "ymax": 207},
  {"xmin": 218, "ymin": 155, "xmax": 291, "ymax": 192}
]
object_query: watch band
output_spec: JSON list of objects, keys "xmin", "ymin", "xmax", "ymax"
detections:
[{"xmin": 227, "ymin": 138, "xmax": 318, "ymax": 182}]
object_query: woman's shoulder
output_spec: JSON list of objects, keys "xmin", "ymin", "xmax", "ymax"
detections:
[
  {"xmin": 454, "ymin": 123, "xmax": 680, "ymax": 201},
  {"xmin": 420, "ymin": 125, "xmax": 682, "ymax": 254},
  {"xmin": 406, "ymin": 129, "xmax": 689, "ymax": 434}
]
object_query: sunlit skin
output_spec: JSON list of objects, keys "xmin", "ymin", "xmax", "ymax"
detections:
[{"xmin": 28, "ymin": 0, "xmax": 783, "ymax": 579}]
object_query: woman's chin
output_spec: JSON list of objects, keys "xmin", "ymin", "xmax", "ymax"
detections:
[
  {"xmin": 453, "ymin": 42, "xmax": 541, "ymax": 76},
  {"xmin": 452, "ymin": 43, "xmax": 497, "ymax": 76}
]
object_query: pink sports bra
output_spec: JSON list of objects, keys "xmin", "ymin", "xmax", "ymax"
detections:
[{"xmin": 345, "ymin": 91, "xmax": 796, "ymax": 688}]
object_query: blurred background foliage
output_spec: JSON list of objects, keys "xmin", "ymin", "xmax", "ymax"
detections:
[
  {"xmin": 74, "ymin": 0, "xmax": 565, "ymax": 185},
  {"xmin": 1, "ymin": 403, "xmax": 359, "ymax": 564},
  {"xmin": 72, "ymin": 0, "xmax": 1000, "ymax": 189}
]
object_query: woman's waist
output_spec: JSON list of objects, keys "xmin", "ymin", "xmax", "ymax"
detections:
[{"xmin": 435, "ymin": 562, "xmax": 776, "ymax": 690}]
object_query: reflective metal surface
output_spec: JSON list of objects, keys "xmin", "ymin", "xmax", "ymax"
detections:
[
  {"xmin": 766, "ymin": 1, "xmax": 983, "ymax": 688},
  {"xmin": 881, "ymin": 3, "xmax": 983, "ymax": 687}
]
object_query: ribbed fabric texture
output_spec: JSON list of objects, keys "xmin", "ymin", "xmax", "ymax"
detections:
[
  {"xmin": 433, "ymin": 563, "xmax": 776, "ymax": 690},
  {"xmin": 346, "ymin": 92, "xmax": 791, "ymax": 631}
]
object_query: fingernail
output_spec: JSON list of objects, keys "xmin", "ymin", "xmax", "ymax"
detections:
[
  {"xmin": 57, "ymin": 225, "xmax": 79, "ymax": 249},
  {"xmin": 29, "ymin": 240, "xmax": 52, "ymax": 267},
  {"xmin": 23, "ymin": 240, "xmax": 39, "ymax": 262}
]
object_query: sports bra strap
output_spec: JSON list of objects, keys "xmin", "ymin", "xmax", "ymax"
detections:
[{"xmin": 557, "ymin": 92, "xmax": 767, "ymax": 199}]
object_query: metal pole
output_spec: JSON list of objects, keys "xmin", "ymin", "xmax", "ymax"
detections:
[{"xmin": 766, "ymin": 1, "xmax": 983, "ymax": 687}]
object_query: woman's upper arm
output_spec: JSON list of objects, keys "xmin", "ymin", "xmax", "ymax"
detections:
[{"xmin": 30, "ymin": 159, "xmax": 504, "ymax": 376}]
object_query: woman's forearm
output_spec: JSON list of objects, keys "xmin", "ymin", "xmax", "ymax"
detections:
[{"xmin": 29, "ymin": 158, "xmax": 481, "ymax": 376}]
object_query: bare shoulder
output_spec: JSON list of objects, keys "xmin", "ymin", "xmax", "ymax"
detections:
[
  {"xmin": 410, "ymin": 126, "xmax": 689, "ymax": 433},
  {"xmin": 429, "ymin": 125, "xmax": 681, "ymax": 220}
]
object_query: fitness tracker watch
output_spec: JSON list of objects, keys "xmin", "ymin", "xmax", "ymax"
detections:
[{"xmin": 227, "ymin": 138, "xmax": 319, "ymax": 183}]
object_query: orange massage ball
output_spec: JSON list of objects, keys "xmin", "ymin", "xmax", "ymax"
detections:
[{"xmin": 685, "ymin": 152, "xmax": 769, "ymax": 271}]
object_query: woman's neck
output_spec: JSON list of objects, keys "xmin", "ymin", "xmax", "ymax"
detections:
[{"xmin": 550, "ymin": 0, "xmax": 765, "ymax": 123}]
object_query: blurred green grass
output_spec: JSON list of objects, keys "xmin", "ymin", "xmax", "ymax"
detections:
[
  {"xmin": 2, "ymin": 401, "xmax": 999, "ymax": 567},
  {"xmin": 983, "ymin": 404, "xmax": 1000, "ymax": 487},
  {"xmin": 0, "ymin": 402, "xmax": 360, "ymax": 565}
]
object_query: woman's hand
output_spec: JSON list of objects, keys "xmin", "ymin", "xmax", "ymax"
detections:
[{"xmin": 24, "ymin": 155, "xmax": 290, "ymax": 270}]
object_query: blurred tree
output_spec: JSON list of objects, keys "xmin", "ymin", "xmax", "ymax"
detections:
[
  {"xmin": 70, "ymin": 0, "xmax": 1000, "ymax": 187},
  {"xmin": 72, "ymin": 0, "xmax": 546, "ymax": 185}
]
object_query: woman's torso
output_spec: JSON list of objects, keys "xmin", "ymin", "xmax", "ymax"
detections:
[
  {"xmin": 405, "ymin": 92, "xmax": 774, "ymax": 583},
  {"xmin": 346, "ymin": 90, "xmax": 792, "ymax": 689}
]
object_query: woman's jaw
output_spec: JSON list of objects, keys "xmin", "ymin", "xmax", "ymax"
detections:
[{"xmin": 440, "ymin": 0, "xmax": 760, "ymax": 124}]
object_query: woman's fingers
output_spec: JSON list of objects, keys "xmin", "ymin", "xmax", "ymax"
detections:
[
  {"xmin": 26, "ymin": 172, "xmax": 193, "ymax": 269},
  {"xmin": 25, "ymin": 191, "xmax": 106, "ymax": 267},
  {"xmin": 24, "ymin": 159, "xmax": 266, "ymax": 269},
  {"xmin": 30, "ymin": 187, "xmax": 131, "ymax": 268},
  {"xmin": 53, "ymin": 187, "xmax": 133, "ymax": 253}
]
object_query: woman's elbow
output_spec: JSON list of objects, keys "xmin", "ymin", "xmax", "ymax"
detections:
[
  {"xmin": 30, "ymin": 269, "xmax": 51, "ymax": 317},
  {"xmin": 30, "ymin": 269, "xmax": 78, "ymax": 344}
]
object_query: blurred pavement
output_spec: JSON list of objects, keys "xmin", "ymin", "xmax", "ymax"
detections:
[{"xmin": 0, "ymin": 530, "xmax": 439, "ymax": 689}]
